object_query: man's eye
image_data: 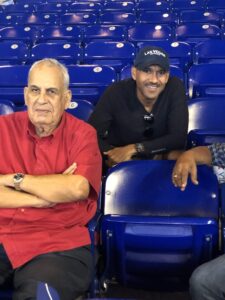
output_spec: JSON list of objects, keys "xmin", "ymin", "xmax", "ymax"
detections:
[
  {"xmin": 31, "ymin": 88, "xmax": 39, "ymax": 93},
  {"xmin": 158, "ymin": 70, "xmax": 166, "ymax": 76},
  {"xmin": 47, "ymin": 90, "xmax": 56, "ymax": 95}
]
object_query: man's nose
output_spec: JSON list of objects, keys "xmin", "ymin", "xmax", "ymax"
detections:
[{"xmin": 37, "ymin": 91, "xmax": 48, "ymax": 103}]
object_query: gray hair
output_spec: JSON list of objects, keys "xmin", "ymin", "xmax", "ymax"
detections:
[{"xmin": 28, "ymin": 58, "xmax": 70, "ymax": 89}]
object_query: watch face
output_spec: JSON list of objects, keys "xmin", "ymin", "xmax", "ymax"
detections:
[{"xmin": 14, "ymin": 173, "xmax": 24, "ymax": 182}]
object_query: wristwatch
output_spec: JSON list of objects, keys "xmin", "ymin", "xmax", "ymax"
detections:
[
  {"xmin": 135, "ymin": 143, "xmax": 145, "ymax": 154},
  {"xmin": 13, "ymin": 173, "xmax": 25, "ymax": 191}
]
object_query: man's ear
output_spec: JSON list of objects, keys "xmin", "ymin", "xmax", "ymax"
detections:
[
  {"xmin": 64, "ymin": 89, "xmax": 72, "ymax": 109},
  {"xmin": 24, "ymin": 87, "xmax": 28, "ymax": 106},
  {"xmin": 131, "ymin": 66, "xmax": 137, "ymax": 81}
]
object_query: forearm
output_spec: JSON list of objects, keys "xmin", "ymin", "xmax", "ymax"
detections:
[
  {"xmin": 142, "ymin": 133, "xmax": 187, "ymax": 156},
  {"xmin": 20, "ymin": 174, "xmax": 90, "ymax": 203},
  {"xmin": 0, "ymin": 186, "xmax": 50, "ymax": 208},
  {"xmin": 187, "ymin": 146, "xmax": 212, "ymax": 165}
]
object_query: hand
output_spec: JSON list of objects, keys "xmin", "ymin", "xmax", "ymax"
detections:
[
  {"xmin": 104, "ymin": 145, "xmax": 136, "ymax": 165},
  {"xmin": 63, "ymin": 163, "xmax": 77, "ymax": 175},
  {"xmin": 172, "ymin": 151, "xmax": 199, "ymax": 191}
]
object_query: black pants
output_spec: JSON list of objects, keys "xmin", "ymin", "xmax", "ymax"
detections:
[{"xmin": 0, "ymin": 244, "xmax": 93, "ymax": 300}]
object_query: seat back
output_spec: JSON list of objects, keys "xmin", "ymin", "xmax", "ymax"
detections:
[
  {"xmin": 67, "ymin": 65, "xmax": 117, "ymax": 105},
  {"xmin": 83, "ymin": 41, "xmax": 136, "ymax": 73},
  {"xmin": 101, "ymin": 160, "xmax": 219, "ymax": 290},
  {"xmin": 99, "ymin": 11, "xmax": 137, "ymax": 25},
  {"xmin": 138, "ymin": 11, "xmax": 177, "ymax": 27},
  {"xmin": 61, "ymin": 12, "xmax": 98, "ymax": 25},
  {"xmin": 0, "ymin": 65, "xmax": 29, "ymax": 104},
  {"xmin": 83, "ymin": 24, "xmax": 127, "ymax": 43},
  {"xmin": 38, "ymin": 25, "xmax": 83, "ymax": 43},
  {"xmin": 66, "ymin": 99, "xmax": 94, "ymax": 121},
  {"xmin": 188, "ymin": 64, "xmax": 225, "ymax": 98},
  {"xmin": 128, "ymin": 24, "xmax": 173, "ymax": 45},
  {"xmin": 29, "ymin": 42, "xmax": 83, "ymax": 64},
  {"xmin": 0, "ymin": 25, "xmax": 39, "ymax": 46},
  {"xmin": 0, "ymin": 99, "xmax": 15, "ymax": 114},
  {"xmin": 0, "ymin": 40, "xmax": 29, "ymax": 65},
  {"xmin": 178, "ymin": 10, "xmax": 221, "ymax": 26},
  {"xmin": 175, "ymin": 23, "xmax": 221, "ymax": 46},
  {"xmin": 194, "ymin": 39, "xmax": 225, "ymax": 64},
  {"xmin": 188, "ymin": 97, "xmax": 225, "ymax": 146}
]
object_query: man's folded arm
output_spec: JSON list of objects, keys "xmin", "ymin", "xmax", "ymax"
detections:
[
  {"xmin": 0, "ymin": 185, "xmax": 52, "ymax": 208},
  {"xmin": 2, "ymin": 174, "xmax": 90, "ymax": 204}
]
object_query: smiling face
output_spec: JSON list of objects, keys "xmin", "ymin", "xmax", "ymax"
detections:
[
  {"xmin": 132, "ymin": 65, "xmax": 169, "ymax": 105},
  {"xmin": 24, "ymin": 62, "xmax": 71, "ymax": 136}
]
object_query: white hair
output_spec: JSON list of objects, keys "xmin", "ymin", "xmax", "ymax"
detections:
[{"xmin": 28, "ymin": 58, "xmax": 70, "ymax": 89}]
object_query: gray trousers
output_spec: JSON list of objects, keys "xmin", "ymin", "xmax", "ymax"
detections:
[{"xmin": 190, "ymin": 254, "xmax": 225, "ymax": 300}]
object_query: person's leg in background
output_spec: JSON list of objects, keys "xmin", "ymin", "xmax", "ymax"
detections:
[
  {"xmin": 13, "ymin": 246, "xmax": 93, "ymax": 300},
  {"xmin": 190, "ymin": 254, "xmax": 225, "ymax": 300}
]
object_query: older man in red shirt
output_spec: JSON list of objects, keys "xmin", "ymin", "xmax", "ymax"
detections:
[{"xmin": 0, "ymin": 58, "xmax": 102, "ymax": 300}]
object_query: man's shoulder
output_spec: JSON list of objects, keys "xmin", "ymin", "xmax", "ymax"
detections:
[
  {"xmin": 65, "ymin": 112, "xmax": 96, "ymax": 134},
  {"xmin": 0, "ymin": 111, "xmax": 26, "ymax": 124}
]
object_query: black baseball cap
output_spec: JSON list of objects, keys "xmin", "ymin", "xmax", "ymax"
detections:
[{"xmin": 134, "ymin": 46, "xmax": 170, "ymax": 72}]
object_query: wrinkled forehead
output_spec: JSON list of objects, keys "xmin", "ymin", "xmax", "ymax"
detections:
[{"xmin": 28, "ymin": 63, "xmax": 64, "ymax": 89}]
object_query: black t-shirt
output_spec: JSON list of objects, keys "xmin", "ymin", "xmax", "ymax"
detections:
[{"xmin": 89, "ymin": 76, "xmax": 188, "ymax": 157}]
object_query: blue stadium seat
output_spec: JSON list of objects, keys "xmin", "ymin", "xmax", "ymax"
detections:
[
  {"xmin": 138, "ymin": 11, "xmax": 178, "ymax": 27},
  {"xmin": 67, "ymin": 65, "xmax": 117, "ymax": 105},
  {"xmin": 0, "ymin": 99, "xmax": 15, "ymax": 114},
  {"xmin": 29, "ymin": 42, "xmax": 83, "ymax": 64},
  {"xmin": 2, "ymin": 3, "xmax": 36, "ymax": 13},
  {"xmin": 99, "ymin": 11, "xmax": 137, "ymax": 25},
  {"xmin": 175, "ymin": 23, "xmax": 221, "ymax": 46},
  {"xmin": 0, "ymin": 40, "xmax": 29, "ymax": 65},
  {"xmin": 83, "ymin": 24, "xmax": 127, "ymax": 43},
  {"xmin": 0, "ymin": 65, "xmax": 29, "ymax": 104},
  {"xmin": 120, "ymin": 64, "xmax": 184, "ymax": 82},
  {"xmin": 178, "ymin": 10, "xmax": 221, "ymax": 27},
  {"xmin": 188, "ymin": 64, "xmax": 225, "ymax": 98},
  {"xmin": 38, "ymin": 25, "xmax": 83, "ymax": 43},
  {"xmin": 83, "ymin": 41, "xmax": 136, "ymax": 73},
  {"xmin": 136, "ymin": 40, "xmax": 192, "ymax": 73},
  {"xmin": 206, "ymin": 0, "xmax": 225, "ymax": 14},
  {"xmin": 0, "ymin": 13, "xmax": 23, "ymax": 26},
  {"xmin": 102, "ymin": 1, "xmax": 136, "ymax": 12},
  {"xmin": 128, "ymin": 24, "xmax": 173, "ymax": 45},
  {"xmin": 136, "ymin": 0, "xmax": 170, "ymax": 12},
  {"xmin": 69, "ymin": 2, "xmax": 103, "ymax": 14},
  {"xmin": 20, "ymin": 13, "xmax": 59, "ymax": 27},
  {"xmin": 101, "ymin": 160, "xmax": 219, "ymax": 290},
  {"xmin": 193, "ymin": 39, "xmax": 225, "ymax": 64},
  {"xmin": 36, "ymin": 3, "xmax": 69, "ymax": 13},
  {"xmin": 61, "ymin": 13, "xmax": 98, "ymax": 25},
  {"xmin": 0, "ymin": 26, "xmax": 39, "ymax": 46},
  {"xmin": 171, "ymin": 0, "xmax": 205, "ymax": 13},
  {"xmin": 188, "ymin": 97, "xmax": 225, "ymax": 147},
  {"xmin": 66, "ymin": 99, "xmax": 94, "ymax": 121}
]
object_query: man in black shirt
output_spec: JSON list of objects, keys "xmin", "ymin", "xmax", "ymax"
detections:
[{"xmin": 89, "ymin": 46, "xmax": 188, "ymax": 169}]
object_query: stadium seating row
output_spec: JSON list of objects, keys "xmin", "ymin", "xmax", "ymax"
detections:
[
  {"xmin": 6, "ymin": 0, "xmax": 225, "ymax": 14},
  {"xmin": 0, "ymin": 11, "xmax": 225, "ymax": 29}
]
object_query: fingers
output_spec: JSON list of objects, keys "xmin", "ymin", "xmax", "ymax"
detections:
[
  {"xmin": 172, "ymin": 166, "xmax": 199, "ymax": 191},
  {"xmin": 63, "ymin": 162, "xmax": 77, "ymax": 175}
]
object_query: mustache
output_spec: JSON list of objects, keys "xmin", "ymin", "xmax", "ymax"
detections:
[{"xmin": 144, "ymin": 82, "xmax": 159, "ymax": 88}]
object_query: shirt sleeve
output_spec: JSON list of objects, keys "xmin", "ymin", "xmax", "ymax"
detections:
[
  {"xmin": 142, "ymin": 78, "xmax": 189, "ymax": 155},
  {"xmin": 88, "ymin": 85, "xmax": 115, "ymax": 153},
  {"xmin": 69, "ymin": 124, "xmax": 102, "ymax": 197},
  {"xmin": 208, "ymin": 143, "xmax": 225, "ymax": 168}
]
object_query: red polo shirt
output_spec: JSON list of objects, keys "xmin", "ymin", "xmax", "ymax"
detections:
[{"xmin": 0, "ymin": 111, "xmax": 102, "ymax": 268}]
